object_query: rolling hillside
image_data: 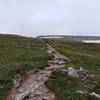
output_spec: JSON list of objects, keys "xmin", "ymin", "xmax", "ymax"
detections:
[
  {"xmin": 0, "ymin": 34, "xmax": 49, "ymax": 100},
  {"xmin": 45, "ymin": 39, "xmax": 100, "ymax": 100},
  {"xmin": 0, "ymin": 34, "xmax": 100, "ymax": 100}
]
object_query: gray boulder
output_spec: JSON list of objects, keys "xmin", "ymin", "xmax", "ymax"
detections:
[{"xmin": 67, "ymin": 67, "xmax": 79, "ymax": 78}]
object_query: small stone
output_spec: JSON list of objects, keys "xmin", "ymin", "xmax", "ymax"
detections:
[
  {"xmin": 77, "ymin": 67, "xmax": 88, "ymax": 78},
  {"xmin": 35, "ymin": 92, "xmax": 42, "ymax": 95},
  {"xmin": 13, "ymin": 79, "xmax": 20, "ymax": 88},
  {"xmin": 51, "ymin": 95, "xmax": 55, "ymax": 99},
  {"xmin": 67, "ymin": 67, "xmax": 79, "ymax": 78},
  {"xmin": 11, "ymin": 94, "xmax": 14, "ymax": 98},
  {"xmin": 18, "ymin": 88, "xmax": 25, "ymax": 93},
  {"xmin": 90, "ymin": 92, "xmax": 100, "ymax": 99},
  {"xmin": 76, "ymin": 90, "xmax": 85, "ymax": 94},
  {"xmin": 43, "ymin": 96, "xmax": 48, "ymax": 100},
  {"xmin": 39, "ymin": 86, "xmax": 42, "ymax": 89}
]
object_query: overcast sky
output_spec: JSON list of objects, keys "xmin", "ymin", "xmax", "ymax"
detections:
[{"xmin": 0, "ymin": 0, "xmax": 100, "ymax": 37}]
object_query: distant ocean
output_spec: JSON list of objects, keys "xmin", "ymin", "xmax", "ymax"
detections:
[{"xmin": 82, "ymin": 40, "xmax": 100, "ymax": 44}]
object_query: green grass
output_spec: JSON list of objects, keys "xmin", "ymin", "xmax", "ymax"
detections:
[
  {"xmin": 47, "ymin": 71, "xmax": 91, "ymax": 100},
  {"xmin": 45, "ymin": 39, "xmax": 100, "ymax": 100},
  {"xmin": 0, "ymin": 35, "xmax": 48, "ymax": 100},
  {"xmin": 1, "ymin": 36, "xmax": 100, "ymax": 100},
  {"xmin": 46, "ymin": 39, "xmax": 100, "ymax": 74}
]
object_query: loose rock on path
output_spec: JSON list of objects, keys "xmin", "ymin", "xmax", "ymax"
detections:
[{"xmin": 6, "ymin": 44, "xmax": 67, "ymax": 100}]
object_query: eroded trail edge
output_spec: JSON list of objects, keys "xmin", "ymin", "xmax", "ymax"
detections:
[{"xmin": 6, "ymin": 44, "xmax": 68, "ymax": 100}]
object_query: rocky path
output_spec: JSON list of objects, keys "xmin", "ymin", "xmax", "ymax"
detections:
[{"xmin": 6, "ymin": 44, "xmax": 68, "ymax": 100}]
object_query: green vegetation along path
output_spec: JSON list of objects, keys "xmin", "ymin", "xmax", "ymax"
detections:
[{"xmin": 6, "ymin": 44, "xmax": 67, "ymax": 100}]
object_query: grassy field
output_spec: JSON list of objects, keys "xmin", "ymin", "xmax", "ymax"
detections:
[
  {"xmin": 1, "ymin": 35, "xmax": 100, "ymax": 100},
  {"xmin": 0, "ymin": 34, "xmax": 48, "ymax": 100},
  {"xmin": 46, "ymin": 39, "xmax": 100, "ymax": 100}
]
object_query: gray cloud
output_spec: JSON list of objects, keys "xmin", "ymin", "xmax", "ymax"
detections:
[{"xmin": 0, "ymin": 0, "xmax": 100, "ymax": 37}]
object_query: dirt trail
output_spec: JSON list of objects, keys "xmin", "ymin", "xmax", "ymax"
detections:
[{"xmin": 6, "ymin": 44, "xmax": 67, "ymax": 100}]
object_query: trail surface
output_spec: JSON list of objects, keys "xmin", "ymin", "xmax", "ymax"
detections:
[{"xmin": 6, "ymin": 44, "xmax": 67, "ymax": 100}]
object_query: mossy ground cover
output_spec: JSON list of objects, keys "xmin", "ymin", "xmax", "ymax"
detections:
[
  {"xmin": 46, "ymin": 39, "xmax": 100, "ymax": 100},
  {"xmin": 0, "ymin": 35, "xmax": 48, "ymax": 100}
]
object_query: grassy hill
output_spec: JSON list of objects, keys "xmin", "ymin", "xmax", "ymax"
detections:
[
  {"xmin": 46, "ymin": 39, "xmax": 100, "ymax": 100},
  {"xmin": 0, "ymin": 34, "xmax": 100, "ymax": 100},
  {"xmin": 0, "ymin": 34, "xmax": 48, "ymax": 100}
]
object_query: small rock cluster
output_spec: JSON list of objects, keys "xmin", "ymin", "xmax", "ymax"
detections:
[
  {"xmin": 13, "ymin": 79, "xmax": 20, "ymax": 88},
  {"xmin": 61, "ymin": 67, "xmax": 100, "ymax": 99}
]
